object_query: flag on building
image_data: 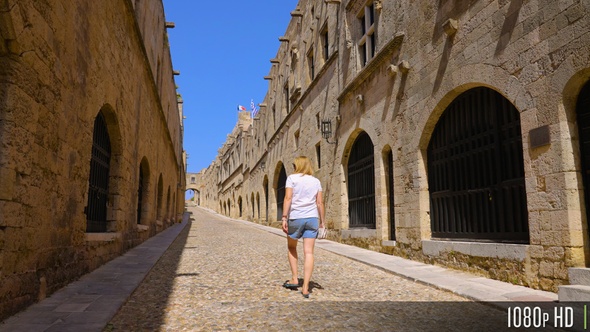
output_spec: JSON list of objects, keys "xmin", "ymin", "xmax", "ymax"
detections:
[
  {"xmin": 250, "ymin": 99, "xmax": 259, "ymax": 118},
  {"xmin": 237, "ymin": 105, "xmax": 247, "ymax": 112}
]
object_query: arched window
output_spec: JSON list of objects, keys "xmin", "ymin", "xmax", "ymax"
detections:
[
  {"xmin": 86, "ymin": 112, "xmax": 111, "ymax": 232},
  {"xmin": 276, "ymin": 165, "xmax": 287, "ymax": 220},
  {"xmin": 347, "ymin": 132, "xmax": 376, "ymax": 228},
  {"xmin": 428, "ymin": 87, "xmax": 528, "ymax": 243}
]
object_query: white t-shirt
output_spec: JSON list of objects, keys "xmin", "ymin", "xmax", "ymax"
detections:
[{"xmin": 285, "ymin": 173, "xmax": 322, "ymax": 219}]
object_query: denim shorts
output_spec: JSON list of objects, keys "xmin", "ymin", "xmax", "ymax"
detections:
[{"xmin": 288, "ymin": 217, "xmax": 319, "ymax": 239}]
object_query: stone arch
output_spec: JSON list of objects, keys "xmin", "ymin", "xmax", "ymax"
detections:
[
  {"xmin": 343, "ymin": 130, "xmax": 376, "ymax": 229},
  {"xmin": 251, "ymin": 192, "xmax": 255, "ymax": 219},
  {"xmin": 238, "ymin": 196, "xmax": 243, "ymax": 217},
  {"xmin": 273, "ymin": 162, "xmax": 287, "ymax": 221},
  {"xmin": 256, "ymin": 192, "xmax": 261, "ymax": 222},
  {"xmin": 427, "ymin": 87, "xmax": 528, "ymax": 242},
  {"xmin": 166, "ymin": 185, "xmax": 171, "ymax": 222},
  {"xmin": 263, "ymin": 175, "xmax": 269, "ymax": 224},
  {"xmin": 137, "ymin": 157, "xmax": 151, "ymax": 225},
  {"xmin": 156, "ymin": 174, "xmax": 163, "ymax": 221},
  {"xmin": 381, "ymin": 144, "xmax": 395, "ymax": 240},
  {"xmin": 572, "ymin": 78, "xmax": 590, "ymax": 258},
  {"xmin": 85, "ymin": 105, "xmax": 123, "ymax": 233}
]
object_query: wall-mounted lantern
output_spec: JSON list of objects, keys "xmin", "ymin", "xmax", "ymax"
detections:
[
  {"xmin": 321, "ymin": 119, "xmax": 337, "ymax": 144},
  {"xmin": 260, "ymin": 161, "xmax": 266, "ymax": 171}
]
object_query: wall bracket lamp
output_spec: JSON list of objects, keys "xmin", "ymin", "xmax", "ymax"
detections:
[{"xmin": 321, "ymin": 120, "xmax": 337, "ymax": 144}]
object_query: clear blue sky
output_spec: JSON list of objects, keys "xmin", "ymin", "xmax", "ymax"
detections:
[{"xmin": 163, "ymin": 1, "xmax": 299, "ymax": 175}]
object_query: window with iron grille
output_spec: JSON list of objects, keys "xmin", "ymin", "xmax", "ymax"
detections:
[
  {"xmin": 276, "ymin": 166, "xmax": 287, "ymax": 220},
  {"xmin": 358, "ymin": 2, "xmax": 376, "ymax": 67},
  {"xmin": 307, "ymin": 46, "xmax": 315, "ymax": 81},
  {"xmin": 576, "ymin": 80, "xmax": 590, "ymax": 241},
  {"xmin": 316, "ymin": 142, "xmax": 321, "ymax": 169},
  {"xmin": 86, "ymin": 112, "xmax": 111, "ymax": 233},
  {"xmin": 427, "ymin": 87, "xmax": 529, "ymax": 243},
  {"xmin": 283, "ymin": 84, "xmax": 290, "ymax": 115},
  {"xmin": 347, "ymin": 132, "xmax": 376, "ymax": 228},
  {"xmin": 321, "ymin": 24, "xmax": 329, "ymax": 62}
]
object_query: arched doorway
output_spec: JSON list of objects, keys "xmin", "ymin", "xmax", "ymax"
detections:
[
  {"xmin": 427, "ymin": 87, "xmax": 528, "ymax": 242},
  {"xmin": 156, "ymin": 174, "xmax": 163, "ymax": 221},
  {"xmin": 256, "ymin": 192, "xmax": 261, "ymax": 221},
  {"xmin": 347, "ymin": 132, "xmax": 376, "ymax": 228},
  {"xmin": 276, "ymin": 165, "xmax": 287, "ymax": 221},
  {"xmin": 263, "ymin": 176, "xmax": 269, "ymax": 224},
  {"xmin": 137, "ymin": 158, "xmax": 150, "ymax": 225},
  {"xmin": 238, "ymin": 196, "xmax": 243, "ymax": 217},
  {"xmin": 576, "ymin": 80, "xmax": 590, "ymax": 240},
  {"xmin": 384, "ymin": 148, "xmax": 395, "ymax": 240},
  {"xmin": 251, "ymin": 193, "xmax": 255, "ymax": 219},
  {"xmin": 86, "ymin": 112, "xmax": 111, "ymax": 232}
]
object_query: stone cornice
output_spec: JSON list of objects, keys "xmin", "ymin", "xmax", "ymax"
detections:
[{"xmin": 338, "ymin": 32, "xmax": 405, "ymax": 103}]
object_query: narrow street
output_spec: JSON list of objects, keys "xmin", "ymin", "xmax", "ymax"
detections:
[{"xmin": 105, "ymin": 206, "xmax": 518, "ymax": 331}]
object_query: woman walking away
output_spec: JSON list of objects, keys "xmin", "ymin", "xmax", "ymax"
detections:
[{"xmin": 281, "ymin": 156, "xmax": 325, "ymax": 298}]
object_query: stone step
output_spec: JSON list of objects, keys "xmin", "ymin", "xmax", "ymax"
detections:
[
  {"xmin": 558, "ymin": 285, "xmax": 590, "ymax": 302},
  {"xmin": 568, "ymin": 268, "xmax": 590, "ymax": 286}
]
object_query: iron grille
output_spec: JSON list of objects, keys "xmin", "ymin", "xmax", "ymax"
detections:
[
  {"xmin": 348, "ymin": 132, "xmax": 376, "ymax": 228},
  {"xmin": 276, "ymin": 167, "xmax": 287, "ymax": 220},
  {"xmin": 86, "ymin": 112, "xmax": 111, "ymax": 232},
  {"xmin": 576, "ymin": 81, "xmax": 590, "ymax": 240},
  {"xmin": 387, "ymin": 150, "xmax": 396, "ymax": 240},
  {"xmin": 428, "ymin": 87, "xmax": 529, "ymax": 242}
]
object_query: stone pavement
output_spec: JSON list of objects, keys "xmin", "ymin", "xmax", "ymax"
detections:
[{"xmin": 0, "ymin": 206, "xmax": 563, "ymax": 332}]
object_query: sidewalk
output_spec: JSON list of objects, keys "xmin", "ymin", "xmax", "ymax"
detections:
[{"xmin": 0, "ymin": 206, "xmax": 557, "ymax": 331}]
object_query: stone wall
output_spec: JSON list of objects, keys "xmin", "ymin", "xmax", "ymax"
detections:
[
  {"xmin": 0, "ymin": 0, "xmax": 184, "ymax": 320},
  {"xmin": 195, "ymin": 0, "xmax": 590, "ymax": 292}
]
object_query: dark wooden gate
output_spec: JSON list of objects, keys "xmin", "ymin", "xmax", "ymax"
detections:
[
  {"xmin": 428, "ymin": 87, "xmax": 529, "ymax": 243},
  {"xmin": 386, "ymin": 150, "xmax": 396, "ymax": 240},
  {"xmin": 348, "ymin": 132, "xmax": 376, "ymax": 228},
  {"xmin": 576, "ymin": 81, "xmax": 590, "ymax": 241},
  {"xmin": 86, "ymin": 112, "xmax": 111, "ymax": 232},
  {"xmin": 136, "ymin": 166, "xmax": 144, "ymax": 224},
  {"xmin": 276, "ymin": 166, "xmax": 287, "ymax": 220}
]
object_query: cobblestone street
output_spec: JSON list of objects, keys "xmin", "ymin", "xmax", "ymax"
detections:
[{"xmin": 105, "ymin": 207, "xmax": 521, "ymax": 331}]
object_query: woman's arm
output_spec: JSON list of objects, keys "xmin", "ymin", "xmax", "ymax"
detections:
[
  {"xmin": 281, "ymin": 187, "xmax": 293, "ymax": 234},
  {"xmin": 316, "ymin": 190, "xmax": 325, "ymax": 227}
]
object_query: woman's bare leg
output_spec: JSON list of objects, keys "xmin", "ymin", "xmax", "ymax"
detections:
[
  {"xmin": 287, "ymin": 236, "xmax": 299, "ymax": 284},
  {"xmin": 301, "ymin": 237, "xmax": 316, "ymax": 294}
]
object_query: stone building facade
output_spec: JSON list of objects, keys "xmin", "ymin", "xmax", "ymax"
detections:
[
  {"xmin": 0, "ymin": 0, "xmax": 185, "ymax": 320},
  {"xmin": 195, "ymin": 0, "xmax": 590, "ymax": 293}
]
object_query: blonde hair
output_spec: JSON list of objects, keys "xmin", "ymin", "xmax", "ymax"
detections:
[{"xmin": 293, "ymin": 156, "xmax": 313, "ymax": 175}]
